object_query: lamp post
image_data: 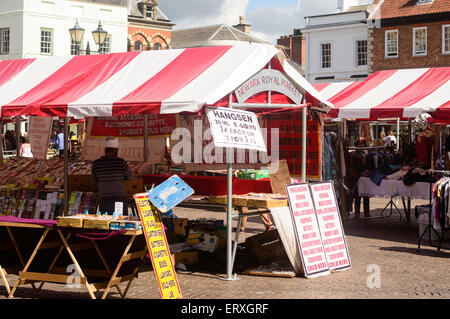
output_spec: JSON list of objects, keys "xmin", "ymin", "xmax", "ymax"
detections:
[
  {"xmin": 69, "ymin": 19, "xmax": 85, "ymax": 55},
  {"xmin": 92, "ymin": 21, "xmax": 108, "ymax": 53}
]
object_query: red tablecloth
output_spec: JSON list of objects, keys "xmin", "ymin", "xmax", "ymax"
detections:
[
  {"xmin": 0, "ymin": 215, "xmax": 57, "ymax": 228},
  {"xmin": 142, "ymin": 174, "xmax": 272, "ymax": 196}
]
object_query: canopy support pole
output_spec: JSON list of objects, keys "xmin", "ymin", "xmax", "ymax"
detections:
[
  {"xmin": 396, "ymin": 117, "xmax": 400, "ymax": 152},
  {"xmin": 0, "ymin": 121, "xmax": 3, "ymax": 164},
  {"xmin": 15, "ymin": 117, "xmax": 21, "ymax": 156},
  {"xmin": 144, "ymin": 115, "xmax": 148, "ymax": 162},
  {"xmin": 301, "ymin": 104, "xmax": 307, "ymax": 182},
  {"xmin": 63, "ymin": 117, "xmax": 69, "ymax": 216},
  {"xmin": 224, "ymin": 93, "xmax": 237, "ymax": 281}
]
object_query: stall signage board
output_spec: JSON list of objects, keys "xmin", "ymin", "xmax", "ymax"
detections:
[
  {"xmin": 29, "ymin": 116, "xmax": 52, "ymax": 160},
  {"xmin": 263, "ymin": 110, "xmax": 322, "ymax": 180},
  {"xmin": 206, "ymin": 107, "xmax": 266, "ymax": 152},
  {"xmin": 134, "ymin": 193, "xmax": 182, "ymax": 299},
  {"xmin": 310, "ymin": 182, "xmax": 351, "ymax": 271},
  {"xmin": 285, "ymin": 183, "xmax": 330, "ymax": 278},
  {"xmin": 234, "ymin": 69, "xmax": 303, "ymax": 105},
  {"xmin": 147, "ymin": 175, "xmax": 194, "ymax": 213}
]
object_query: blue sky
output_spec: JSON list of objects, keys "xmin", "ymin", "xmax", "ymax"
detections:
[{"xmin": 158, "ymin": 0, "xmax": 343, "ymax": 44}]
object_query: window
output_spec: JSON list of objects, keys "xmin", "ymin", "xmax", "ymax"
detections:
[
  {"xmin": 70, "ymin": 35, "xmax": 84, "ymax": 55},
  {"xmin": 134, "ymin": 40, "xmax": 143, "ymax": 51},
  {"xmin": 153, "ymin": 42, "xmax": 161, "ymax": 50},
  {"xmin": 416, "ymin": 0, "xmax": 433, "ymax": 4},
  {"xmin": 0, "ymin": 28, "xmax": 10, "ymax": 54},
  {"xmin": 413, "ymin": 27, "xmax": 427, "ymax": 56},
  {"xmin": 356, "ymin": 40, "xmax": 367, "ymax": 66},
  {"xmin": 320, "ymin": 43, "xmax": 331, "ymax": 69},
  {"xmin": 443, "ymin": 25, "xmax": 450, "ymax": 54},
  {"xmin": 145, "ymin": 5, "xmax": 154, "ymax": 19},
  {"xmin": 40, "ymin": 28, "xmax": 53, "ymax": 55},
  {"xmin": 385, "ymin": 30, "xmax": 398, "ymax": 58},
  {"xmin": 99, "ymin": 35, "xmax": 111, "ymax": 54}
]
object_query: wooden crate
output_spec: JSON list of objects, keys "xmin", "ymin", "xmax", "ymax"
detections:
[
  {"xmin": 208, "ymin": 194, "xmax": 287, "ymax": 209},
  {"xmin": 68, "ymin": 175, "xmax": 143, "ymax": 199}
]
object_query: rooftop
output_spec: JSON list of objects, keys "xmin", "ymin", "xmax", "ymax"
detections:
[{"xmin": 369, "ymin": 0, "xmax": 450, "ymax": 20}]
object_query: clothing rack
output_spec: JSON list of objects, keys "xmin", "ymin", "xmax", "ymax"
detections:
[
  {"xmin": 417, "ymin": 169, "xmax": 450, "ymax": 253},
  {"xmin": 347, "ymin": 146, "xmax": 387, "ymax": 151}
]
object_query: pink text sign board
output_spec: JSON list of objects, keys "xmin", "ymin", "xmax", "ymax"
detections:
[
  {"xmin": 310, "ymin": 182, "xmax": 351, "ymax": 271},
  {"xmin": 286, "ymin": 183, "xmax": 330, "ymax": 278}
]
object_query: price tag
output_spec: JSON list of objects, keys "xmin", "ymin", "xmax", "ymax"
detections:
[{"xmin": 148, "ymin": 175, "xmax": 194, "ymax": 213}]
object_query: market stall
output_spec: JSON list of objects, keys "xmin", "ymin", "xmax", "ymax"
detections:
[
  {"xmin": 313, "ymin": 67, "xmax": 449, "ymax": 246},
  {"xmin": 0, "ymin": 43, "xmax": 334, "ymax": 294}
]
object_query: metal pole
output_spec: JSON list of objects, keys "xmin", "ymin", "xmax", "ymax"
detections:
[
  {"xmin": 396, "ymin": 117, "xmax": 400, "ymax": 151},
  {"xmin": 15, "ymin": 116, "xmax": 21, "ymax": 156},
  {"xmin": 225, "ymin": 93, "xmax": 235, "ymax": 281},
  {"xmin": 0, "ymin": 121, "xmax": 3, "ymax": 164},
  {"xmin": 226, "ymin": 149, "xmax": 233, "ymax": 280},
  {"xmin": 63, "ymin": 117, "xmax": 69, "ymax": 216},
  {"xmin": 144, "ymin": 114, "xmax": 148, "ymax": 162},
  {"xmin": 301, "ymin": 105, "xmax": 307, "ymax": 182}
]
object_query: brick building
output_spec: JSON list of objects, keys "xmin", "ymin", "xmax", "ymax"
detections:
[
  {"xmin": 277, "ymin": 29, "xmax": 306, "ymax": 69},
  {"xmin": 368, "ymin": 0, "xmax": 450, "ymax": 73},
  {"xmin": 127, "ymin": 0, "xmax": 174, "ymax": 51}
]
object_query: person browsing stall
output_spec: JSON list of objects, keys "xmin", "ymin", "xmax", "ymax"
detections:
[{"xmin": 92, "ymin": 137, "xmax": 134, "ymax": 215}]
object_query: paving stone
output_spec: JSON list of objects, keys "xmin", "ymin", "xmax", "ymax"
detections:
[{"xmin": 1, "ymin": 198, "xmax": 448, "ymax": 299}]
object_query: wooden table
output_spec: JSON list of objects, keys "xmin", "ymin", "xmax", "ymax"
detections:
[
  {"xmin": 0, "ymin": 220, "xmax": 46, "ymax": 296},
  {"xmin": 208, "ymin": 193, "xmax": 288, "ymax": 267},
  {"xmin": 1, "ymin": 219, "xmax": 147, "ymax": 299}
]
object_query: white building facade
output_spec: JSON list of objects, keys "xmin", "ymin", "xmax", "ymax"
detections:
[
  {"xmin": 0, "ymin": 0, "xmax": 128, "ymax": 60},
  {"xmin": 301, "ymin": 0, "xmax": 373, "ymax": 83}
]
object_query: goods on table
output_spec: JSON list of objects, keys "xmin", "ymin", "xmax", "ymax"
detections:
[
  {"xmin": 57, "ymin": 214, "xmax": 142, "ymax": 230},
  {"xmin": 237, "ymin": 169, "xmax": 269, "ymax": 180},
  {"xmin": 0, "ymin": 187, "xmax": 64, "ymax": 219},
  {"xmin": 0, "ymin": 157, "xmax": 148, "ymax": 190}
]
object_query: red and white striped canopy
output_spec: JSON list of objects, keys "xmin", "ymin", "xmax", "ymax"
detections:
[
  {"xmin": 0, "ymin": 43, "xmax": 332, "ymax": 118},
  {"xmin": 313, "ymin": 67, "xmax": 450, "ymax": 120}
]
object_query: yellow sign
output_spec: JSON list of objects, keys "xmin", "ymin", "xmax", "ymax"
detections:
[{"xmin": 134, "ymin": 193, "xmax": 182, "ymax": 299}]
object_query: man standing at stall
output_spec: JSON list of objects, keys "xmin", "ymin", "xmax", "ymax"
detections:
[{"xmin": 92, "ymin": 137, "xmax": 134, "ymax": 215}]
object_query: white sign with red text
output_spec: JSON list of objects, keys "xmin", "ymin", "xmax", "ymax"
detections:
[
  {"xmin": 286, "ymin": 183, "xmax": 330, "ymax": 278},
  {"xmin": 310, "ymin": 182, "xmax": 351, "ymax": 271},
  {"xmin": 29, "ymin": 116, "xmax": 52, "ymax": 159}
]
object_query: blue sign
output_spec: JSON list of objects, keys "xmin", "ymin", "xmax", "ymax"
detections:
[{"xmin": 148, "ymin": 175, "xmax": 194, "ymax": 213}]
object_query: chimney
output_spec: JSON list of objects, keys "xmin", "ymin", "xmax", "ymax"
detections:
[{"xmin": 233, "ymin": 16, "xmax": 251, "ymax": 34}]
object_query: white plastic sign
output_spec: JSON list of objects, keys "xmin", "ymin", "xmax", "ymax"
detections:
[
  {"xmin": 310, "ymin": 182, "xmax": 351, "ymax": 271},
  {"xmin": 286, "ymin": 183, "xmax": 330, "ymax": 278},
  {"xmin": 206, "ymin": 107, "xmax": 266, "ymax": 152}
]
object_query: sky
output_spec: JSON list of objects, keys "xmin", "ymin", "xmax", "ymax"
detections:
[{"xmin": 157, "ymin": 0, "xmax": 349, "ymax": 44}]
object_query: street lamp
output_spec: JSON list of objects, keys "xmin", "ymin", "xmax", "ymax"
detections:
[
  {"xmin": 69, "ymin": 19, "xmax": 85, "ymax": 55},
  {"xmin": 92, "ymin": 21, "xmax": 108, "ymax": 53}
]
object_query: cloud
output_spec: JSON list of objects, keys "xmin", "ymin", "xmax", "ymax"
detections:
[{"xmin": 158, "ymin": 0, "xmax": 248, "ymax": 29}]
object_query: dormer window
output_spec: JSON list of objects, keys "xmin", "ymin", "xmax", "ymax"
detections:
[
  {"xmin": 145, "ymin": 5, "xmax": 154, "ymax": 19},
  {"xmin": 416, "ymin": 0, "xmax": 433, "ymax": 4}
]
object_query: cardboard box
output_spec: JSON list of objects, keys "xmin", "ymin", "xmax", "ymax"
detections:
[
  {"xmin": 171, "ymin": 251, "xmax": 199, "ymax": 265},
  {"xmin": 57, "ymin": 215, "xmax": 84, "ymax": 228},
  {"xmin": 83, "ymin": 216, "xmax": 111, "ymax": 230}
]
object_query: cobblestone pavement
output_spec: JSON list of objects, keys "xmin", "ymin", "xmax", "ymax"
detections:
[{"xmin": 1, "ymin": 198, "xmax": 449, "ymax": 300}]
